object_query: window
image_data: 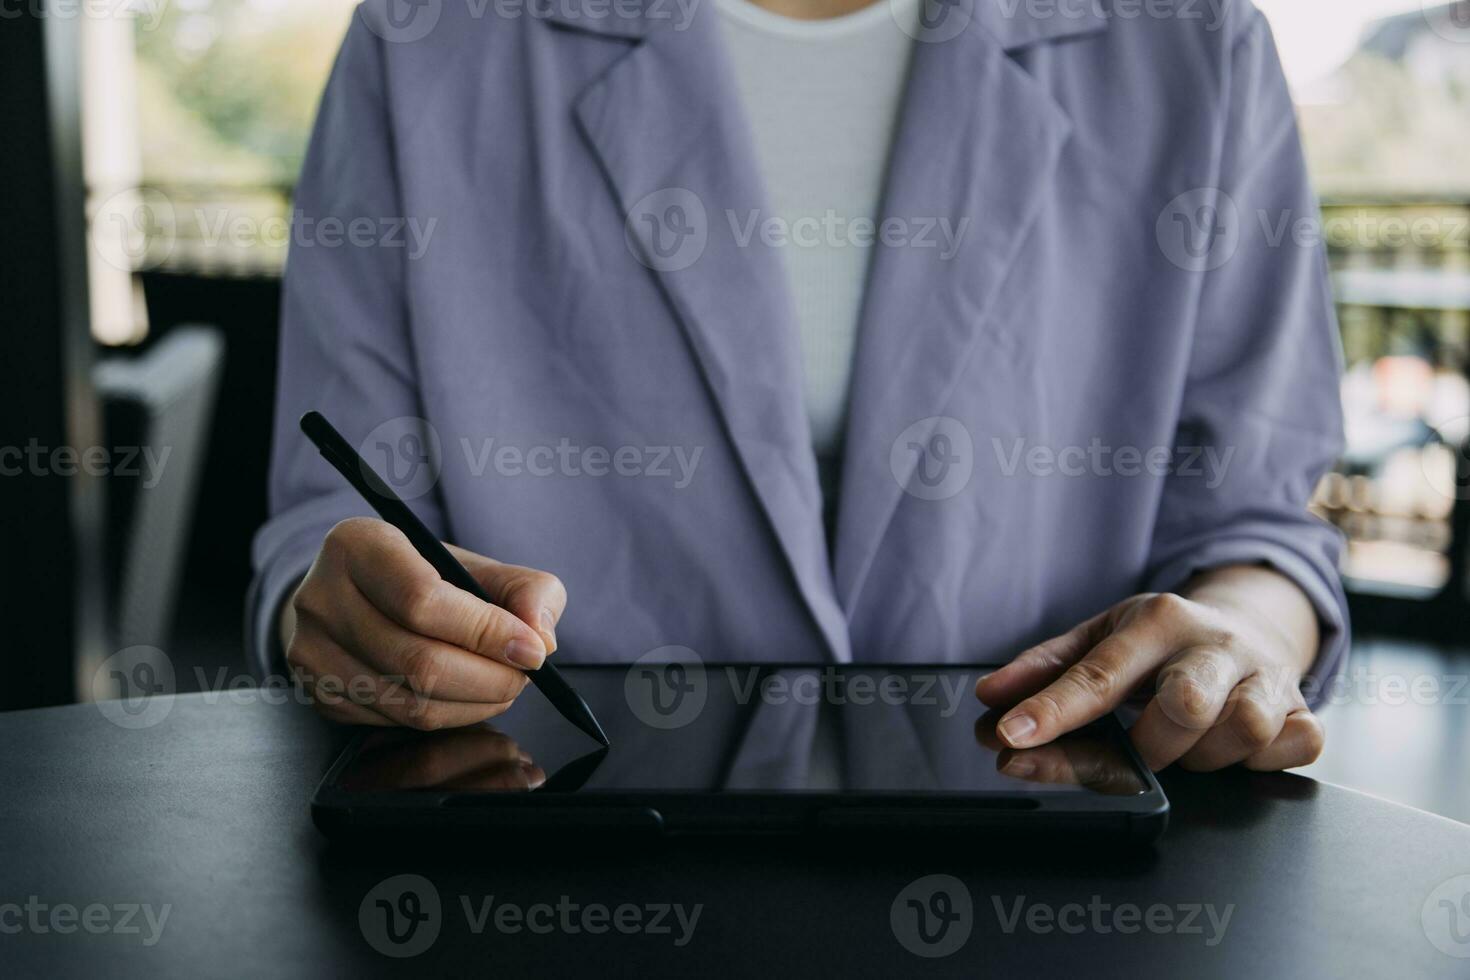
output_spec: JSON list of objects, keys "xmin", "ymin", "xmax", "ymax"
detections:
[{"xmin": 1260, "ymin": 0, "xmax": 1470, "ymax": 596}]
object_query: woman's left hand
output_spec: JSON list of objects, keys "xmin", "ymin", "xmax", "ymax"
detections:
[{"xmin": 975, "ymin": 565, "xmax": 1326, "ymax": 772}]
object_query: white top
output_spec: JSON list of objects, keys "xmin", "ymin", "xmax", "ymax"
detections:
[{"xmin": 715, "ymin": 0, "xmax": 918, "ymax": 517}]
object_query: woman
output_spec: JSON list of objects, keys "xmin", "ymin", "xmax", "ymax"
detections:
[{"xmin": 253, "ymin": 0, "xmax": 1347, "ymax": 772}]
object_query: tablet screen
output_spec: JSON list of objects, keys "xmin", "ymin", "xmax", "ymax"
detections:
[{"xmin": 332, "ymin": 665, "xmax": 1149, "ymax": 798}]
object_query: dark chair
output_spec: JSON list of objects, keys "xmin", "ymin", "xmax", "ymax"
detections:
[{"xmin": 93, "ymin": 326, "xmax": 224, "ymax": 654}]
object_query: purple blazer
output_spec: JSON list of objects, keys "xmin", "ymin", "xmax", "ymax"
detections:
[{"xmin": 251, "ymin": 0, "xmax": 1349, "ymax": 697}]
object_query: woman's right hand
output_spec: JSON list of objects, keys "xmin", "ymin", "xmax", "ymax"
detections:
[{"xmin": 282, "ymin": 517, "xmax": 566, "ymax": 729}]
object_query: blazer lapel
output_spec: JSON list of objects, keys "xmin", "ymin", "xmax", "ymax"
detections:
[
  {"xmin": 559, "ymin": 2, "xmax": 849, "ymax": 660},
  {"xmin": 832, "ymin": 5, "xmax": 1107, "ymax": 614}
]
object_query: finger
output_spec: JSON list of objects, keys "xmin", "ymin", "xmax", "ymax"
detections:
[
  {"xmin": 288, "ymin": 632, "xmax": 393, "ymax": 722},
  {"xmin": 975, "ymin": 610, "xmax": 1109, "ymax": 708},
  {"xmin": 449, "ymin": 544, "xmax": 567, "ymax": 653},
  {"xmin": 291, "ymin": 630, "xmax": 521, "ymax": 731},
  {"xmin": 1243, "ymin": 708, "xmax": 1324, "ymax": 771},
  {"xmin": 336, "ymin": 669, "xmax": 520, "ymax": 731},
  {"xmin": 289, "ymin": 625, "xmax": 520, "ymax": 731},
  {"xmin": 998, "ymin": 745, "xmax": 1078, "ymax": 784},
  {"xmin": 1064, "ymin": 746, "xmax": 1151, "ymax": 796},
  {"xmin": 1178, "ymin": 674, "xmax": 1297, "ymax": 771},
  {"xmin": 345, "ymin": 599, "xmax": 531, "ymax": 704},
  {"xmin": 371, "ymin": 683, "xmax": 519, "ymax": 732},
  {"xmin": 376, "ymin": 730, "xmax": 532, "ymax": 788},
  {"xmin": 340, "ymin": 522, "xmax": 549, "ymax": 670},
  {"xmin": 1129, "ymin": 700, "xmax": 1206, "ymax": 772},
  {"xmin": 996, "ymin": 614, "xmax": 1181, "ymax": 749},
  {"xmin": 1129, "ymin": 647, "xmax": 1246, "ymax": 771},
  {"xmin": 440, "ymin": 761, "xmax": 547, "ymax": 792},
  {"xmin": 303, "ymin": 582, "xmax": 532, "ymax": 703}
]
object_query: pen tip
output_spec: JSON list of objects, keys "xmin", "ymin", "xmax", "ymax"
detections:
[{"xmin": 569, "ymin": 694, "xmax": 610, "ymax": 746}]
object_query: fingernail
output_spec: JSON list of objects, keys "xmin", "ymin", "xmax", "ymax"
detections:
[
  {"xmin": 523, "ymin": 763, "xmax": 546, "ymax": 790},
  {"xmin": 505, "ymin": 638, "xmax": 545, "ymax": 671},
  {"xmin": 539, "ymin": 608, "xmax": 558, "ymax": 653},
  {"xmin": 1003, "ymin": 758, "xmax": 1037, "ymax": 778},
  {"xmin": 998, "ymin": 713, "xmax": 1038, "ymax": 747}
]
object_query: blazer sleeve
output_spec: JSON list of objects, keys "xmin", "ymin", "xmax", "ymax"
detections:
[
  {"xmin": 1143, "ymin": 8, "xmax": 1350, "ymax": 707},
  {"xmin": 247, "ymin": 10, "xmax": 446, "ymax": 678}
]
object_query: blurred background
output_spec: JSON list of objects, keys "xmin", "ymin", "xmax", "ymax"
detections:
[{"xmin": 3, "ymin": 0, "xmax": 1467, "ymax": 818}]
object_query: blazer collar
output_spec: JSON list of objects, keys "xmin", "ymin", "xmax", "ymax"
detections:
[
  {"xmin": 567, "ymin": 0, "xmax": 853, "ymax": 661},
  {"xmin": 556, "ymin": 0, "xmax": 1105, "ymax": 639}
]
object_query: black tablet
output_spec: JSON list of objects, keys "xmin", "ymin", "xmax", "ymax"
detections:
[{"xmin": 311, "ymin": 664, "xmax": 1168, "ymax": 843}]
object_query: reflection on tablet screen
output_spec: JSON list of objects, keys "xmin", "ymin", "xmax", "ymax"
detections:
[{"xmin": 335, "ymin": 667, "xmax": 1148, "ymax": 798}]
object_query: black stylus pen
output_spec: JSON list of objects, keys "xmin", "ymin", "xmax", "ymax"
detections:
[{"xmin": 300, "ymin": 411, "xmax": 609, "ymax": 746}]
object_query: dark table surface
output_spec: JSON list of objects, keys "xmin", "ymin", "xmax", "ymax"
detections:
[{"xmin": 3, "ymin": 690, "xmax": 1469, "ymax": 978}]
